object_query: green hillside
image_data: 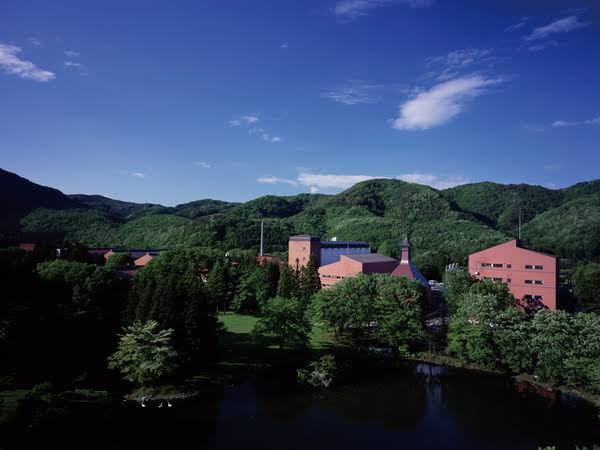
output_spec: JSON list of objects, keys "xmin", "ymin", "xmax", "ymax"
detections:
[
  {"xmin": 521, "ymin": 193, "xmax": 600, "ymax": 261},
  {"xmin": 443, "ymin": 182, "xmax": 563, "ymax": 231},
  {"xmin": 3, "ymin": 168, "xmax": 600, "ymax": 267}
]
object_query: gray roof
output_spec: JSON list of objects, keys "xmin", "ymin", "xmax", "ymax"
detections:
[
  {"xmin": 345, "ymin": 253, "xmax": 397, "ymax": 263},
  {"xmin": 321, "ymin": 240, "xmax": 370, "ymax": 249}
]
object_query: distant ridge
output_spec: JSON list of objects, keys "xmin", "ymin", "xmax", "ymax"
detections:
[{"xmin": 1, "ymin": 168, "xmax": 599, "ymax": 267}]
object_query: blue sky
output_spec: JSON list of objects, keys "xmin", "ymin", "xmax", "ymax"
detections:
[{"xmin": 1, "ymin": 0, "xmax": 599, "ymax": 206}]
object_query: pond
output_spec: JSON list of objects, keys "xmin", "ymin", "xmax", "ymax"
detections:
[{"xmin": 8, "ymin": 363, "xmax": 600, "ymax": 450}]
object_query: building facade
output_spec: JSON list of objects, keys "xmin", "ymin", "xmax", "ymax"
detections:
[
  {"xmin": 288, "ymin": 235, "xmax": 370, "ymax": 269},
  {"xmin": 318, "ymin": 253, "xmax": 398, "ymax": 288},
  {"xmin": 468, "ymin": 239, "xmax": 559, "ymax": 310}
]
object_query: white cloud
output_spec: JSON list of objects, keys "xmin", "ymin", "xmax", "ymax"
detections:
[
  {"xmin": 228, "ymin": 114, "xmax": 259, "ymax": 126},
  {"xmin": 397, "ymin": 173, "xmax": 470, "ymax": 189},
  {"xmin": 334, "ymin": 0, "xmax": 433, "ymax": 22},
  {"xmin": 322, "ymin": 79, "xmax": 383, "ymax": 105},
  {"xmin": 393, "ymin": 75, "xmax": 502, "ymax": 131},
  {"xmin": 0, "ymin": 43, "xmax": 55, "ymax": 82},
  {"xmin": 64, "ymin": 50, "xmax": 80, "ymax": 57},
  {"xmin": 552, "ymin": 120, "xmax": 578, "ymax": 127},
  {"xmin": 131, "ymin": 172, "xmax": 145, "ymax": 178},
  {"xmin": 297, "ymin": 172, "xmax": 377, "ymax": 191},
  {"xmin": 269, "ymin": 136, "xmax": 282, "ymax": 143},
  {"xmin": 585, "ymin": 117, "xmax": 600, "ymax": 125},
  {"xmin": 551, "ymin": 116, "xmax": 600, "ymax": 127},
  {"xmin": 194, "ymin": 161, "xmax": 211, "ymax": 168},
  {"xmin": 526, "ymin": 15, "xmax": 587, "ymax": 41},
  {"xmin": 258, "ymin": 171, "xmax": 469, "ymax": 192},
  {"xmin": 257, "ymin": 176, "xmax": 298, "ymax": 186},
  {"xmin": 280, "ymin": 42, "xmax": 289, "ymax": 49}
]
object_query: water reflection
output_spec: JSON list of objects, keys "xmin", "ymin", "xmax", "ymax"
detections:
[
  {"xmin": 214, "ymin": 363, "xmax": 600, "ymax": 450},
  {"xmin": 5, "ymin": 362, "xmax": 599, "ymax": 450}
]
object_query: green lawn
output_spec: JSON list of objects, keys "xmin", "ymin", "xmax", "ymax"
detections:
[{"xmin": 218, "ymin": 312, "xmax": 339, "ymax": 351}]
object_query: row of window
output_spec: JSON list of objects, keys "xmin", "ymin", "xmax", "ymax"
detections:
[
  {"xmin": 523, "ymin": 295, "xmax": 544, "ymax": 301},
  {"xmin": 483, "ymin": 277, "xmax": 544, "ymax": 285},
  {"xmin": 321, "ymin": 274, "xmax": 344, "ymax": 279},
  {"xmin": 480, "ymin": 263, "xmax": 544, "ymax": 270}
]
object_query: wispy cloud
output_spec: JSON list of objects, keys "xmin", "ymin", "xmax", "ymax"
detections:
[
  {"xmin": 131, "ymin": 172, "xmax": 145, "ymax": 179},
  {"xmin": 322, "ymin": 79, "xmax": 383, "ymax": 105},
  {"xmin": 64, "ymin": 50, "xmax": 80, "ymax": 57},
  {"xmin": 505, "ymin": 17, "xmax": 528, "ymax": 32},
  {"xmin": 229, "ymin": 114, "xmax": 282, "ymax": 143},
  {"xmin": 194, "ymin": 161, "xmax": 211, "ymax": 168},
  {"xmin": 27, "ymin": 37, "xmax": 42, "ymax": 47},
  {"xmin": 64, "ymin": 61, "xmax": 82, "ymax": 69},
  {"xmin": 258, "ymin": 171, "xmax": 469, "ymax": 192},
  {"xmin": 551, "ymin": 116, "xmax": 600, "ymax": 127},
  {"xmin": 0, "ymin": 43, "xmax": 55, "ymax": 82},
  {"xmin": 425, "ymin": 47, "xmax": 496, "ymax": 81},
  {"xmin": 280, "ymin": 42, "xmax": 289, "ymax": 49},
  {"xmin": 526, "ymin": 15, "xmax": 587, "ymax": 42},
  {"xmin": 333, "ymin": 0, "xmax": 434, "ymax": 23},
  {"xmin": 392, "ymin": 75, "xmax": 503, "ymax": 131}
]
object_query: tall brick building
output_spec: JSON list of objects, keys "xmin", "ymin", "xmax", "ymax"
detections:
[{"xmin": 468, "ymin": 239, "xmax": 559, "ymax": 310}]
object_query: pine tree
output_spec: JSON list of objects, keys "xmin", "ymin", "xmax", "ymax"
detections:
[
  {"xmin": 300, "ymin": 254, "xmax": 321, "ymax": 303},
  {"xmin": 277, "ymin": 264, "xmax": 299, "ymax": 299},
  {"xmin": 206, "ymin": 259, "xmax": 233, "ymax": 312}
]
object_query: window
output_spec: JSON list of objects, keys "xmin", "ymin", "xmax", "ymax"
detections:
[
  {"xmin": 525, "ymin": 280, "xmax": 533, "ymax": 284},
  {"xmin": 481, "ymin": 263, "xmax": 492, "ymax": 268},
  {"xmin": 534, "ymin": 280, "xmax": 543, "ymax": 285},
  {"xmin": 525, "ymin": 265, "xmax": 533, "ymax": 269},
  {"xmin": 493, "ymin": 277, "xmax": 503, "ymax": 282},
  {"xmin": 507, "ymin": 264, "xmax": 512, "ymax": 269},
  {"xmin": 507, "ymin": 278, "xmax": 512, "ymax": 283},
  {"xmin": 534, "ymin": 265, "xmax": 543, "ymax": 270},
  {"xmin": 524, "ymin": 295, "xmax": 543, "ymax": 301},
  {"xmin": 493, "ymin": 263, "xmax": 503, "ymax": 268}
]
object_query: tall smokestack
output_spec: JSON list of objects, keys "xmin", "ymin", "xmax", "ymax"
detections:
[{"xmin": 260, "ymin": 220, "xmax": 264, "ymax": 257}]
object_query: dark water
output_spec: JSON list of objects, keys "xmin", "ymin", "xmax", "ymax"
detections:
[{"xmin": 7, "ymin": 363, "xmax": 600, "ymax": 450}]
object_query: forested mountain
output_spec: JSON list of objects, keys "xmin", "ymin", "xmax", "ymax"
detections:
[
  {"xmin": 0, "ymin": 168, "xmax": 78, "ymax": 231},
  {"xmin": 2, "ymin": 168, "xmax": 600, "ymax": 270}
]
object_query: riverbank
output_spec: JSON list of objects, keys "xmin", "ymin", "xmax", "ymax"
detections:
[
  {"xmin": 413, "ymin": 351, "xmax": 600, "ymax": 409},
  {"xmin": 2, "ymin": 313, "xmax": 599, "ymax": 421}
]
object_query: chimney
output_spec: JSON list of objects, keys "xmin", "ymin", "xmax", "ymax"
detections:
[{"xmin": 401, "ymin": 237, "xmax": 411, "ymax": 263}]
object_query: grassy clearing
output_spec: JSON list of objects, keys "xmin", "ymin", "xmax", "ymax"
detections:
[{"xmin": 0, "ymin": 390, "xmax": 29, "ymax": 422}]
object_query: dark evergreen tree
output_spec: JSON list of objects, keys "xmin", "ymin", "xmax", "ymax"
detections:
[
  {"xmin": 206, "ymin": 259, "xmax": 233, "ymax": 312},
  {"xmin": 277, "ymin": 264, "xmax": 299, "ymax": 299},
  {"xmin": 299, "ymin": 254, "xmax": 321, "ymax": 303}
]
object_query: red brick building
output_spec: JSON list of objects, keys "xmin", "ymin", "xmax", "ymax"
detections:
[
  {"xmin": 468, "ymin": 239, "xmax": 559, "ymax": 310},
  {"xmin": 289, "ymin": 235, "xmax": 431, "ymax": 294},
  {"xmin": 319, "ymin": 253, "xmax": 398, "ymax": 288}
]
